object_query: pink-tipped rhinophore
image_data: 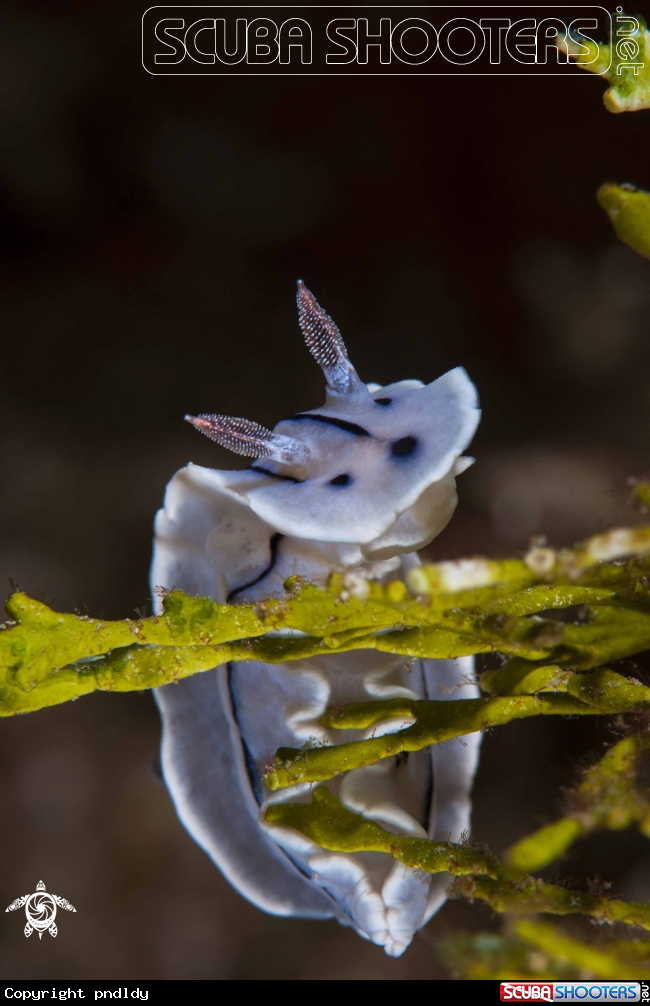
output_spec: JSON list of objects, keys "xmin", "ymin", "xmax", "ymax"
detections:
[
  {"xmin": 297, "ymin": 280, "xmax": 362, "ymax": 394},
  {"xmin": 184, "ymin": 414, "xmax": 309, "ymax": 466}
]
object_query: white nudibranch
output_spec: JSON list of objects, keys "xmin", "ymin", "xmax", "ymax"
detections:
[{"xmin": 151, "ymin": 282, "xmax": 481, "ymax": 957}]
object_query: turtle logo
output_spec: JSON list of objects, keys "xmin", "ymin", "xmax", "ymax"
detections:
[{"xmin": 5, "ymin": 880, "xmax": 76, "ymax": 939}]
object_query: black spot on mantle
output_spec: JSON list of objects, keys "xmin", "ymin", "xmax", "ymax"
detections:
[{"xmin": 391, "ymin": 436, "xmax": 418, "ymax": 458}]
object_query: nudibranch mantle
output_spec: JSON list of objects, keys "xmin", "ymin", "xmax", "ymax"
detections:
[{"xmin": 151, "ymin": 282, "xmax": 481, "ymax": 957}]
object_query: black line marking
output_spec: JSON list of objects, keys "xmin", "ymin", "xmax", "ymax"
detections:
[
  {"xmin": 374, "ymin": 397, "xmax": 392, "ymax": 406},
  {"xmin": 330, "ymin": 474, "xmax": 351, "ymax": 486},
  {"xmin": 227, "ymin": 533, "xmax": 284, "ymax": 601},
  {"xmin": 284, "ymin": 413, "xmax": 370, "ymax": 436},
  {"xmin": 248, "ymin": 464, "xmax": 301, "ymax": 484}
]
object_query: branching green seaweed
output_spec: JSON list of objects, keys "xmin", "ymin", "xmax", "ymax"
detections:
[
  {"xmin": 597, "ymin": 182, "xmax": 650, "ymax": 260},
  {"xmin": 5, "ymin": 521, "xmax": 650, "ymax": 716},
  {"xmin": 405, "ymin": 17, "xmax": 650, "ymax": 976},
  {"xmin": 560, "ymin": 15, "xmax": 650, "ymax": 263},
  {"xmin": 264, "ymin": 670, "xmax": 650, "ymax": 790},
  {"xmin": 559, "ymin": 15, "xmax": 650, "ymax": 114},
  {"xmin": 264, "ymin": 788, "xmax": 650, "ymax": 931},
  {"xmin": 439, "ymin": 920, "xmax": 650, "ymax": 980},
  {"xmin": 507, "ymin": 732, "xmax": 650, "ymax": 872},
  {"xmin": 7, "ymin": 496, "xmax": 650, "ymax": 974}
]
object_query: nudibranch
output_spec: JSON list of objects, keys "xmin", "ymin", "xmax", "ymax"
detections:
[{"xmin": 151, "ymin": 282, "xmax": 481, "ymax": 957}]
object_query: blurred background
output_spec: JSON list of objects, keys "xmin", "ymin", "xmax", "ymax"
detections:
[{"xmin": 2, "ymin": 0, "xmax": 650, "ymax": 980}]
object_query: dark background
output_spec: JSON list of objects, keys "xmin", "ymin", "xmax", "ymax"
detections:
[{"xmin": 2, "ymin": 0, "xmax": 650, "ymax": 980}]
